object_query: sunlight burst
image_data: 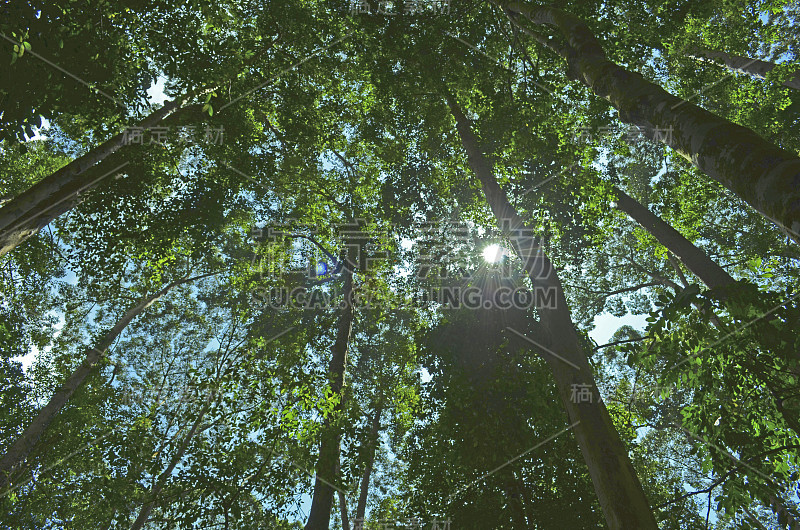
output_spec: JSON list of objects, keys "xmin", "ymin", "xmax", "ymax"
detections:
[{"xmin": 482, "ymin": 244, "xmax": 504, "ymax": 263}]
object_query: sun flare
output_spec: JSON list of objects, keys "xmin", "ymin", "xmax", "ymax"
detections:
[{"xmin": 482, "ymin": 244, "xmax": 503, "ymax": 263}]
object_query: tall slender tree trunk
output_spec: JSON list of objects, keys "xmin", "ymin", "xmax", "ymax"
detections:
[
  {"xmin": 613, "ymin": 185, "xmax": 736, "ymax": 326},
  {"xmin": 0, "ymin": 36, "xmax": 283, "ymax": 258},
  {"xmin": 355, "ymin": 404, "xmax": 382, "ymax": 525},
  {"xmin": 0, "ymin": 99, "xmax": 205, "ymax": 258},
  {"xmin": 0, "ymin": 35, "xmax": 289, "ymax": 258},
  {"xmin": 337, "ymin": 490, "xmax": 351, "ymax": 530},
  {"xmin": 614, "ymin": 187, "xmax": 800, "ymax": 432},
  {"xmin": 305, "ymin": 269, "xmax": 355, "ymax": 530},
  {"xmin": 613, "ymin": 186, "xmax": 736, "ymax": 291},
  {"xmin": 689, "ymin": 47, "xmax": 800, "ymax": 91},
  {"xmin": 0, "ymin": 272, "xmax": 214, "ymax": 491},
  {"xmin": 130, "ymin": 391, "xmax": 216, "ymax": 530},
  {"xmin": 447, "ymin": 96, "xmax": 658, "ymax": 529},
  {"xmin": 499, "ymin": 1, "xmax": 800, "ymax": 242}
]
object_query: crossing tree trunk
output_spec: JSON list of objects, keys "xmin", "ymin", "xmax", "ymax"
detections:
[
  {"xmin": 130, "ymin": 391, "xmax": 216, "ymax": 530},
  {"xmin": 338, "ymin": 489, "xmax": 351, "ymax": 530},
  {"xmin": 614, "ymin": 186, "xmax": 800, "ymax": 431},
  {"xmin": 689, "ymin": 47, "xmax": 800, "ymax": 91},
  {"xmin": 0, "ymin": 99, "xmax": 205, "ymax": 257},
  {"xmin": 613, "ymin": 186, "xmax": 736, "ymax": 291},
  {"xmin": 0, "ymin": 36, "xmax": 285, "ymax": 257},
  {"xmin": 447, "ymin": 95, "xmax": 658, "ymax": 529},
  {"xmin": 499, "ymin": 1, "xmax": 800, "ymax": 242},
  {"xmin": 355, "ymin": 404, "xmax": 382, "ymax": 525}
]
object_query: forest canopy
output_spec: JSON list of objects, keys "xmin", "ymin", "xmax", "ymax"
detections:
[{"xmin": 1, "ymin": 0, "xmax": 799, "ymax": 528}]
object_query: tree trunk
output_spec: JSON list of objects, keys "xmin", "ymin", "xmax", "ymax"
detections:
[
  {"xmin": 613, "ymin": 186, "xmax": 736, "ymax": 291},
  {"xmin": 0, "ymin": 272, "xmax": 214, "ymax": 490},
  {"xmin": 355, "ymin": 404, "xmax": 382, "ymax": 525},
  {"xmin": 130, "ymin": 391, "xmax": 216, "ymax": 530},
  {"xmin": 447, "ymin": 96, "xmax": 658, "ymax": 529},
  {"xmin": 0, "ymin": 99, "xmax": 204, "ymax": 258},
  {"xmin": 338, "ymin": 490, "xmax": 350, "ymax": 530},
  {"xmin": 613, "ymin": 187, "xmax": 800, "ymax": 433},
  {"xmin": 0, "ymin": 36, "xmax": 287, "ymax": 258},
  {"xmin": 743, "ymin": 506, "xmax": 771, "ymax": 529},
  {"xmin": 500, "ymin": 1, "xmax": 800, "ymax": 242},
  {"xmin": 689, "ymin": 47, "xmax": 800, "ymax": 91},
  {"xmin": 768, "ymin": 494, "xmax": 800, "ymax": 530},
  {"xmin": 304, "ymin": 269, "xmax": 355, "ymax": 530}
]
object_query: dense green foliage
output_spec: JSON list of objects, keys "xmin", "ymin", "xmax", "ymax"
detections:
[{"xmin": 1, "ymin": 0, "xmax": 798, "ymax": 528}]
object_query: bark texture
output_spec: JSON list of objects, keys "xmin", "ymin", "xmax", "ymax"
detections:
[
  {"xmin": 614, "ymin": 188, "xmax": 800, "ymax": 433},
  {"xmin": 447, "ymin": 95, "xmax": 658, "ymax": 529},
  {"xmin": 304, "ymin": 269, "xmax": 355, "ymax": 530},
  {"xmin": 0, "ymin": 37, "xmax": 285, "ymax": 257},
  {"xmin": 338, "ymin": 490, "xmax": 351, "ymax": 530},
  {"xmin": 501, "ymin": 1, "xmax": 800, "ymax": 242}
]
